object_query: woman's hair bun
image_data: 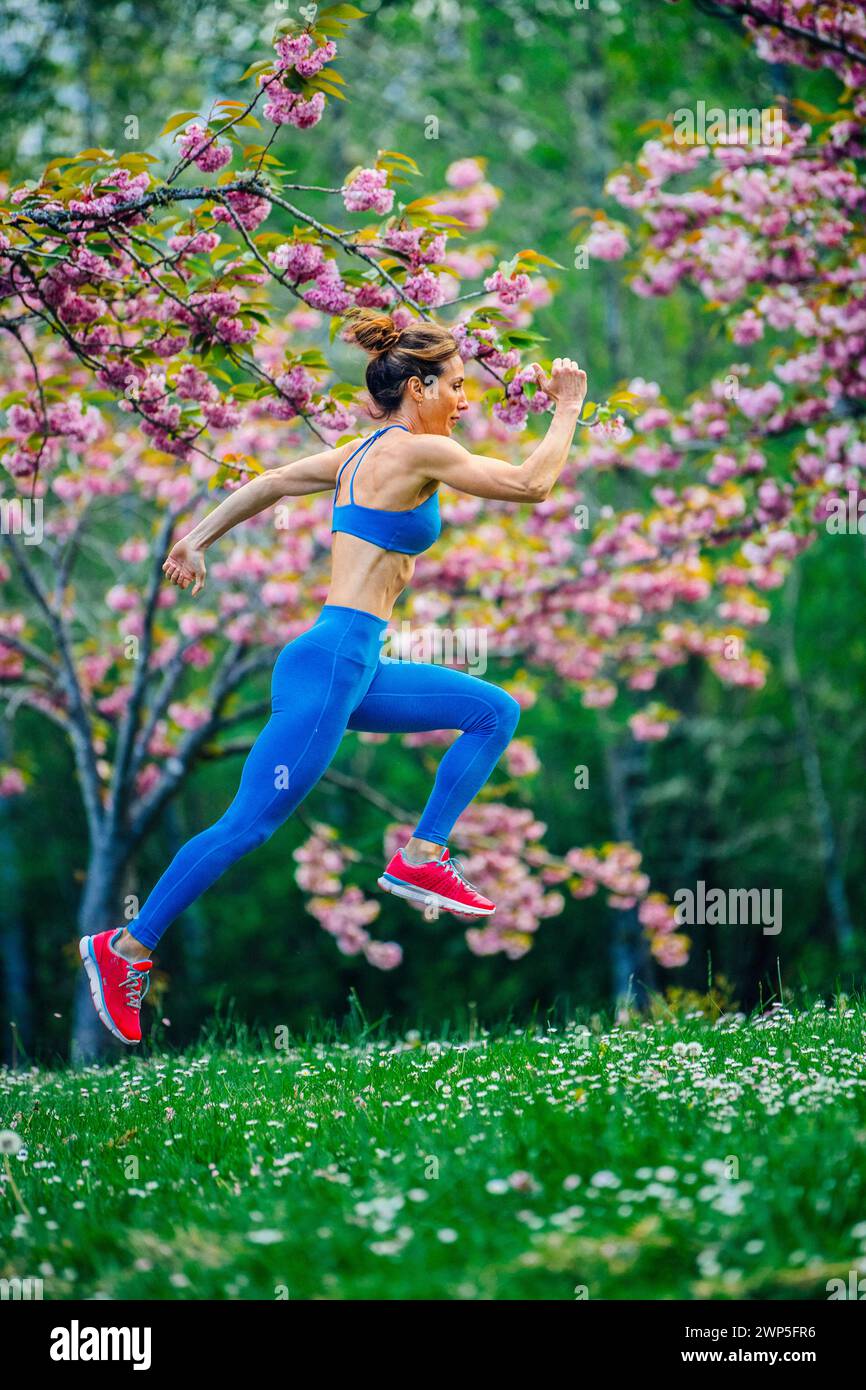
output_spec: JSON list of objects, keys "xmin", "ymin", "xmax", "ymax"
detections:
[{"xmin": 342, "ymin": 306, "xmax": 402, "ymax": 357}]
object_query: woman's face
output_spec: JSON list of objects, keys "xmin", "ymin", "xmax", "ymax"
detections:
[{"xmin": 409, "ymin": 354, "xmax": 469, "ymax": 435}]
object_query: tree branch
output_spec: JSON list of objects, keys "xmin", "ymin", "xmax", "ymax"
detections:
[
  {"xmin": 125, "ymin": 640, "xmax": 277, "ymax": 846},
  {"xmin": 108, "ymin": 502, "xmax": 191, "ymax": 831},
  {"xmin": 1, "ymin": 531, "xmax": 104, "ymax": 835},
  {"xmin": 694, "ymin": 0, "xmax": 866, "ymax": 65}
]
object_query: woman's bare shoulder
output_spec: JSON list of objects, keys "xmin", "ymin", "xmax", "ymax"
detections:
[
  {"xmin": 401, "ymin": 431, "xmax": 465, "ymax": 458},
  {"xmin": 326, "ymin": 434, "xmax": 368, "ymax": 469}
]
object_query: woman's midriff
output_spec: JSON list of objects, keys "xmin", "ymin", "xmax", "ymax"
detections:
[{"xmin": 325, "ymin": 531, "xmax": 416, "ymax": 621}]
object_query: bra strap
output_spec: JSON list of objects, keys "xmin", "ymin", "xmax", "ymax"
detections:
[
  {"xmin": 347, "ymin": 429, "xmax": 383, "ymax": 504},
  {"xmin": 333, "ymin": 432, "xmax": 377, "ymax": 504},
  {"xmin": 346, "ymin": 424, "xmax": 409, "ymax": 503}
]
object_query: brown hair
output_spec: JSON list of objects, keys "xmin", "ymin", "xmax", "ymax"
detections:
[{"xmin": 342, "ymin": 306, "xmax": 459, "ymax": 417}]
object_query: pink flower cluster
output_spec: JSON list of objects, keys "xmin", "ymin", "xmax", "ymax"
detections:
[
  {"xmin": 56, "ymin": 167, "xmax": 150, "ymax": 225},
  {"xmin": 173, "ymin": 289, "xmax": 257, "ymax": 347},
  {"xmin": 260, "ymin": 32, "xmax": 337, "ymax": 127},
  {"xmin": 429, "ymin": 159, "xmax": 501, "ymax": 231},
  {"xmin": 269, "ymin": 240, "xmax": 325, "ymax": 282},
  {"xmin": 484, "ymin": 268, "xmax": 531, "ymax": 305},
  {"xmin": 273, "ymin": 34, "xmax": 337, "ymax": 78},
  {"xmin": 172, "ymin": 362, "xmax": 242, "ymax": 430},
  {"xmin": 267, "ymin": 365, "xmax": 316, "ymax": 420},
  {"xmin": 637, "ymin": 893, "xmax": 690, "ymax": 966},
  {"xmin": 211, "ymin": 189, "xmax": 271, "ymax": 231},
  {"xmin": 0, "ymin": 766, "xmax": 26, "ymax": 799},
  {"xmin": 342, "ymin": 168, "xmax": 394, "ymax": 216},
  {"xmin": 628, "ymin": 703, "xmax": 678, "ymax": 742},
  {"xmin": 293, "ymin": 826, "xmax": 401, "ymax": 969},
  {"xmin": 167, "ymin": 230, "xmax": 221, "ymax": 257},
  {"xmin": 452, "ymin": 320, "xmax": 520, "ymax": 372},
  {"xmin": 3, "ymin": 385, "xmax": 104, "ymax": 479},
  {"xmin": 586, "ymin": 222, "xmax": 629, "ymax": 261},
  {"xmin": 493, "ymin": 365, "xmax": 552, "ymax": 430},
  {"xmin": 265, "ymin": 241, "xmax": 356, "ymax": 314},
  {"xmin": 403, "ymin": 268, "xmax": 451, "ymax": 308},
  {"xmin": 177, "ymin": 124, "xmax": 232, "ymax": 174},
  {"xmin": 384, "ymin": 226, "xmax": 447, "ymax": 269},
  {"xmin": 305, "ymin": 259, "xmax": 353, "ymax": 314},
  {"xmin": 263, "ymin": 88, "xmax": 325, "ymax": 128}
]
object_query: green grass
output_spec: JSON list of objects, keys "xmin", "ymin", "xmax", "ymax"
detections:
[{"xmin": 2, "ymin": 1000, "xmax": 866, "ymax": 1300}]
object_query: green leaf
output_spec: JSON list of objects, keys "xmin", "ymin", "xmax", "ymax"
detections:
[
  {"xmin": 330, "ymin": 382, "xmax": 359, "ymax": 403},
  {"xmin": 469, "ymin": 307, "xmax": 509, "ymax": 325},
  {"xmin": 253, "ymin": 231, "xmax": 291, "ymax": 248},
  {"xmin": 297, "ymin": 350, "xmax": 330, "ymax": 369},
  {"xmin": 309, "ymin": 80, "xmax": 346, "ymax": 100},
  {"xmin": 499, "ymin": 329, "xmax": 549, "ymax": 348},
  {"xmin": 64, "ymin": 164, "xmax": 107, "ymax": 186},
  {"xmin": 238, "ymin": 59, "xmax": 274, "ymax": 82},
  {"xmin": 159, "ymin": 111, "xmax": 200, "ymax": 137},
  {"xmin": 71, "ymin": 147, "xmax": 115, "ymax": 162},
  {"xmin": 319, "ymin": 3, "xmax": 368, "ymax": 17},
  {"xmin": 377, "ymin": 149, "xmax": 420, "ymax": 174},
  {"xmin": 116, "ymin": 152, "xmax": 160, "ymax": 169},
  {"xmin": 420, "ymin": 212, "xmax": 468, "ymax": 229},
  {"xmin": 514, "ymin": 247, "xmax": 565, "ymax": 270}
]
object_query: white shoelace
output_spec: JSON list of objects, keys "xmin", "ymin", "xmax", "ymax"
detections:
[
  {"xmin": 445, "ymin": 855, "xmax": 479, "ymax": 893},
  {"xmin": 122, "ymin": 964, "xmax": 150, "ymax": 1010}
]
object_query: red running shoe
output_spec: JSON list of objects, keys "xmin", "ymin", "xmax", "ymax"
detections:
[
  {"xmin": 378, "ymin": 846, "xmax": 495, "ymax": 920},
  {"xmin": 79, "ymin": 928, "xmax": 152, "ymax": 1045}
]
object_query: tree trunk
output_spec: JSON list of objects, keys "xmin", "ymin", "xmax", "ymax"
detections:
[
  {"xmin": 70, "ymin": 844, "xmax": 130, "ymax": 1064},
  {"xmin": 604, "ymin": 736, "xmax": 655, "ymax": 1011},
  {"xmin": 781, "ymin": 570, "xmax": 855, "ymax": 955},
  {"xmin": 0, "ymin": 725, "xmax": 30, "ymax": 1064},
  {"xmin": 0, "ymin": 816, "xmax": 30, "ymax": 1066},
  {"xmin": 164, "ymin": 799, "xmax": 207, "ymax": 986}
]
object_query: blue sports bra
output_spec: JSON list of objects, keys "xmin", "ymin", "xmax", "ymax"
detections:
[{"xmin": 331, "ymin": 425, "xmax": 441, "ymax": 556}]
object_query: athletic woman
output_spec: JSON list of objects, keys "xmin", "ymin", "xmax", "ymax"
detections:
[{"xmin": 80, "ymin": 308, "xmax": 587, "ymax": 1043}]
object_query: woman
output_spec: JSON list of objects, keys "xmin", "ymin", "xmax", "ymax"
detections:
[{"xmin": 80, "ymin": 307, "xmax": 587, "ymax": 1043}]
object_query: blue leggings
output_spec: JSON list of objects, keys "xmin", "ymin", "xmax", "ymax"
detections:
[{"xmin": 129, "ymin": 604, "xmax": 520, "ymax": 949}]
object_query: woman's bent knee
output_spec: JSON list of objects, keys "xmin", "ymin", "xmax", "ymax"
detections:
[
  {"xmin": 465, "ymin": 688, "xmax": 521, "ymax": 740},
  {"xmin": 494, "ymin": 690, "xmax": 522, "ymax": 739}
]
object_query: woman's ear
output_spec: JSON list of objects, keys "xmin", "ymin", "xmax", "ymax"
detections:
[{"xmin": 406, "ymin": 374, "xmax": 425, "ymax": 404}]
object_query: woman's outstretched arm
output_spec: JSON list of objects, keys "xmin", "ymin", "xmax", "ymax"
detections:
[
  {"xmin": 414, "ymin": 358, "xmax": 587, "ymax": 503},
  {"xmin": 162, "ymin": 444, "xmax": 348, "ymax": 595}
]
